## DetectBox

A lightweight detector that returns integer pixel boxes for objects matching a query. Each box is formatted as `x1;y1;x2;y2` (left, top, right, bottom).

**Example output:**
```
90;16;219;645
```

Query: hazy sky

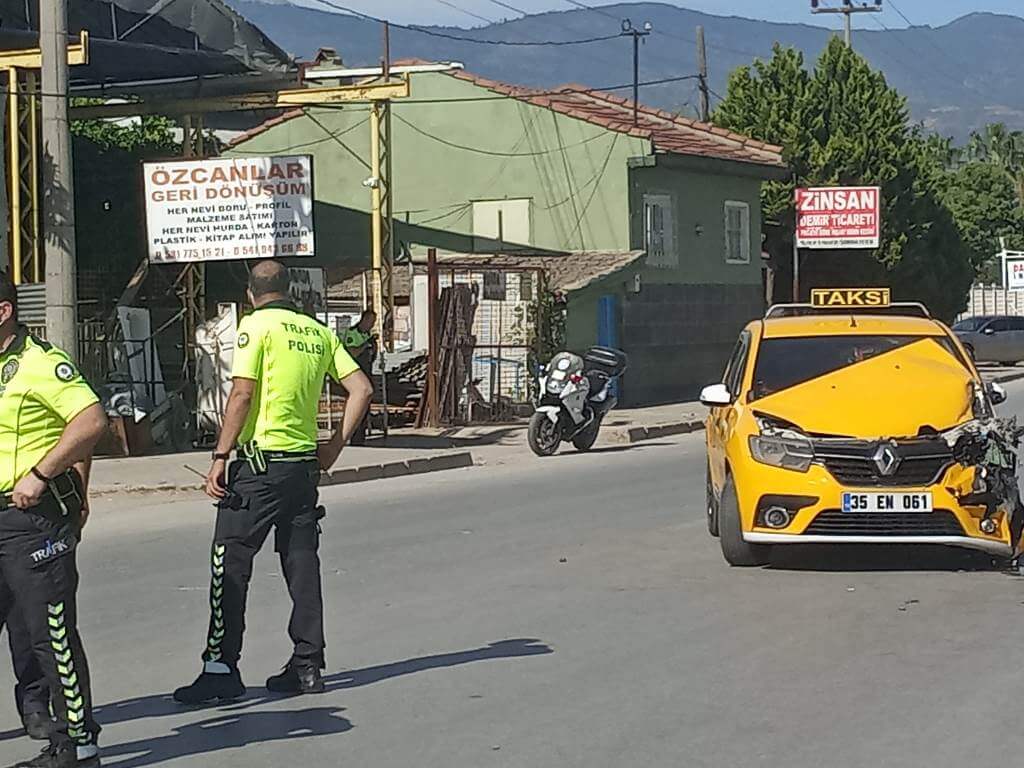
293;0;1024;28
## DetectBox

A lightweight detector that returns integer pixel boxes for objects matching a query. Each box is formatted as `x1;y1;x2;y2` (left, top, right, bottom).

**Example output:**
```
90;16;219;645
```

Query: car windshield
750;335;945;399
952;317;988;332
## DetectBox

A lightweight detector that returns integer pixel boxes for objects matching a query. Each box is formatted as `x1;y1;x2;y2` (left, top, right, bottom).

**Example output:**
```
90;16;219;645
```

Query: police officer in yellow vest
341;309;376;446
174;260;373;703
0;272;108;768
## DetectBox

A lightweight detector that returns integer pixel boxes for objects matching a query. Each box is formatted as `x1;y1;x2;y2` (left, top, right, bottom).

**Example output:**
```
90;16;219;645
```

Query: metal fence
958;284;1024;320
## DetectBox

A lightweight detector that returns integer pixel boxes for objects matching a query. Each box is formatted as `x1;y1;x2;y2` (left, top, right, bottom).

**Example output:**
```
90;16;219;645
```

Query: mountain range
225;1;1024;142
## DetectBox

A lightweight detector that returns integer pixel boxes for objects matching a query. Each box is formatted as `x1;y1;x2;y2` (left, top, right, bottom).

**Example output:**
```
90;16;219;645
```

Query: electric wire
308;0;623;46
393;112;609;157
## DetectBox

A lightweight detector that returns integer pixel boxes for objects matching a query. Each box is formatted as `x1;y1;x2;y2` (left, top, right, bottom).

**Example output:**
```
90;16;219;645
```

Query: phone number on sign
157;243;312;261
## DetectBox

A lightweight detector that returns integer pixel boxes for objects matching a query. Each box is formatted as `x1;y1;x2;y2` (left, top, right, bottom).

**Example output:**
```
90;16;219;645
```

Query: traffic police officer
174;260;372;703
0;272;108;768
2;601;52;740
341;310;376;446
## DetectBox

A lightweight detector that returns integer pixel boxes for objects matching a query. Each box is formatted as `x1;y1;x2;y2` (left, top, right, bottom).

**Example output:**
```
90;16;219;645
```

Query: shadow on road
90;638;552;737
766;544;1004;573
99;707;352;768
366;425;527;450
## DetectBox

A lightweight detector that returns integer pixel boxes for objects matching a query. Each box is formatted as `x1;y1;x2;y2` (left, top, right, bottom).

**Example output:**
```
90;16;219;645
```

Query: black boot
266;662;325;695
9;743;100;768
21;712;53;741
173;664;246;705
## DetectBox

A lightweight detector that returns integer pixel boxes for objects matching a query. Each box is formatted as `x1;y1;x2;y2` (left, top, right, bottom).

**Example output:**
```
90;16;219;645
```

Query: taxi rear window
750;335;948;400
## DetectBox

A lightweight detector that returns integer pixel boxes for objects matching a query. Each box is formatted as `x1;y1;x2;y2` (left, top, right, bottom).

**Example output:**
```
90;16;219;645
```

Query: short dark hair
248;260;291;299
0;271;17;319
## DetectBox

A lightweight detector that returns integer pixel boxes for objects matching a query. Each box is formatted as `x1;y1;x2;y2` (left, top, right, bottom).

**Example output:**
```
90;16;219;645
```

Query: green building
226;65;787;405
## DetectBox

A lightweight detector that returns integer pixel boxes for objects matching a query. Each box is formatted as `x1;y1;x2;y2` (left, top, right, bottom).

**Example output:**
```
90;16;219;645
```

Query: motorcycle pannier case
584;346;628;378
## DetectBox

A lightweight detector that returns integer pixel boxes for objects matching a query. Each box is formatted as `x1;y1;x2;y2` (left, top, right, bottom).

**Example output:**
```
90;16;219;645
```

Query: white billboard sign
1005;254;1024;290
144;155;315;264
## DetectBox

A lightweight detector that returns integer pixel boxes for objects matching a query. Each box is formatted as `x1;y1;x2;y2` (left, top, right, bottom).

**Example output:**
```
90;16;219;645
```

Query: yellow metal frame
4;32;89;284
68;76;410;119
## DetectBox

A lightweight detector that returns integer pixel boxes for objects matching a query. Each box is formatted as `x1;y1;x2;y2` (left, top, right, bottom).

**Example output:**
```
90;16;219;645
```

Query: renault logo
872;443;901;476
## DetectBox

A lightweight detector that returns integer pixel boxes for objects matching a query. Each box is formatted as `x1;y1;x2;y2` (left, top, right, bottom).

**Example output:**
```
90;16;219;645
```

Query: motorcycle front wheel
528;411;562;456
571;417;601;451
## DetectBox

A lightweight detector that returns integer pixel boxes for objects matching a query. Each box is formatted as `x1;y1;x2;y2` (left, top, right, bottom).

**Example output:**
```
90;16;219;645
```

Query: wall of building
225;71;650;265
620;158;768;405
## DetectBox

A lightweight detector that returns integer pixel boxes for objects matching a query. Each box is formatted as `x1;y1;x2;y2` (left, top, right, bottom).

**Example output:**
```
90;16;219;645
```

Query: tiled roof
328;251;645;300
229;63;785;169
443;68;784;168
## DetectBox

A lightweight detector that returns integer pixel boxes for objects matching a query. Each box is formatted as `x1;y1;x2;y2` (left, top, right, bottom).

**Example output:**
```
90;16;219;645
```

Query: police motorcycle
528;346;628;456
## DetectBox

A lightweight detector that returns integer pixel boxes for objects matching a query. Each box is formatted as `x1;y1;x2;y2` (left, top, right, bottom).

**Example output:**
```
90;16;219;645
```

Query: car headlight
748;434;814;472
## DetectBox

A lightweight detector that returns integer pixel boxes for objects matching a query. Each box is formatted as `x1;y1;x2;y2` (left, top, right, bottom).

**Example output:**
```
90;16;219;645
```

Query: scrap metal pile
942;392;1024;548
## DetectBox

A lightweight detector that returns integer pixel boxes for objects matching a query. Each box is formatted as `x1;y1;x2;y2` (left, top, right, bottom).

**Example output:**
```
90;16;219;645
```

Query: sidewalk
90;400;707;496
90;445;474;496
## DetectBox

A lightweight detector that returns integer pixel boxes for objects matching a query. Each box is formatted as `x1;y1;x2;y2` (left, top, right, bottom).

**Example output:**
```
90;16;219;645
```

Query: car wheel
706;462;720;538
1001;361;1019;367
718;474;770;567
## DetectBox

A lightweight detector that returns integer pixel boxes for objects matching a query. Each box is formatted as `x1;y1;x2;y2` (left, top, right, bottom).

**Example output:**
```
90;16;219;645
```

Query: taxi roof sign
765;288;930;320
810;288;890;308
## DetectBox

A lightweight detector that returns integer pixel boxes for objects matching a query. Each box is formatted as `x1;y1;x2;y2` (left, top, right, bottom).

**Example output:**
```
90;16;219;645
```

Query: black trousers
202;460;326;670
0;504;98;749
0;584;50;717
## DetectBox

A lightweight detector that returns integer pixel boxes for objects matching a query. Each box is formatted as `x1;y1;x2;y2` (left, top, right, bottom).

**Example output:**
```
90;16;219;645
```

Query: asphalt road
5;384;1024;767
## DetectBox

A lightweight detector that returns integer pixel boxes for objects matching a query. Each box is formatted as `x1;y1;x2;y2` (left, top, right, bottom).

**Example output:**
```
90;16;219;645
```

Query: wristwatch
212;451;231;461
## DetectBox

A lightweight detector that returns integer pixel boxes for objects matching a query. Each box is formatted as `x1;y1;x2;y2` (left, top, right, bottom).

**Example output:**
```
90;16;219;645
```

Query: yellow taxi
702;288;1012;566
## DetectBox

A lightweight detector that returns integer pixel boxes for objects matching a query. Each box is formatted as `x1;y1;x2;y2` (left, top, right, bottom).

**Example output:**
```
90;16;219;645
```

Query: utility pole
620;19;652;126
696;25;709;122
810;0;883;49
40;0;78;358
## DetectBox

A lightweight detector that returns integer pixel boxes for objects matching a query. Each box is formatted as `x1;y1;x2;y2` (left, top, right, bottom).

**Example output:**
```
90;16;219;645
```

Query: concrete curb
990;371;1024;385
611;418;705;444
92;452;476;496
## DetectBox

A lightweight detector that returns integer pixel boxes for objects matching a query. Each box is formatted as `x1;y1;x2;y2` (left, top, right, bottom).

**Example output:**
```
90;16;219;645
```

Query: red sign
795;186;881;249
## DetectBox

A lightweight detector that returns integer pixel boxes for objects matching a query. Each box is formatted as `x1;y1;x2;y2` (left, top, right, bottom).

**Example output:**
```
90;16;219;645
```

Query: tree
964;123;1024;212
939;162;1024;283
713;38;974;320
70;99;179;157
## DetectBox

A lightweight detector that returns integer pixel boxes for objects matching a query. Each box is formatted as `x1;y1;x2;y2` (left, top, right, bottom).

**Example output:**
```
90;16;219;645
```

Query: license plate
841;492;933;513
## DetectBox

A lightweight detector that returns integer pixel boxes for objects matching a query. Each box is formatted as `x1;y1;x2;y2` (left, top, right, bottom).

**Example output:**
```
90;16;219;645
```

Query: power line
429;0;496;26
563;0;765;59
484;0;529;16
394;112;609;156
398;74;702;105
308;0;622;46
886;0;915;28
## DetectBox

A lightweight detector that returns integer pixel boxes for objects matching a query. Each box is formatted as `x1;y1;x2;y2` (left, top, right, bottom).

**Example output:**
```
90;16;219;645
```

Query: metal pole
844;10;852;48
426;247;440;428
41;0;78;357
632;32;639;126
7;68;21;285
369;102;384;337
792;238;800;303
696;25;709;122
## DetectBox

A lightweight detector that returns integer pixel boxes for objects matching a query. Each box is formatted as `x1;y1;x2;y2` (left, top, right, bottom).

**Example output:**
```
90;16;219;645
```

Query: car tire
718;474;770;567
706;462;720;538
1001;361;1019;367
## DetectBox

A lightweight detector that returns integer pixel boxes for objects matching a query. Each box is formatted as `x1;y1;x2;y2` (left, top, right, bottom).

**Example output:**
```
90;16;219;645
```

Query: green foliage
713;38;974;320
70;98;179;157
938;163;1024;283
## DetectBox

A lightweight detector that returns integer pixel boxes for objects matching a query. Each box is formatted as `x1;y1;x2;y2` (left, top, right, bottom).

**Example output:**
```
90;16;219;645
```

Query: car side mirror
988;381;1008;406
700;383;733;407
983;327;996;335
